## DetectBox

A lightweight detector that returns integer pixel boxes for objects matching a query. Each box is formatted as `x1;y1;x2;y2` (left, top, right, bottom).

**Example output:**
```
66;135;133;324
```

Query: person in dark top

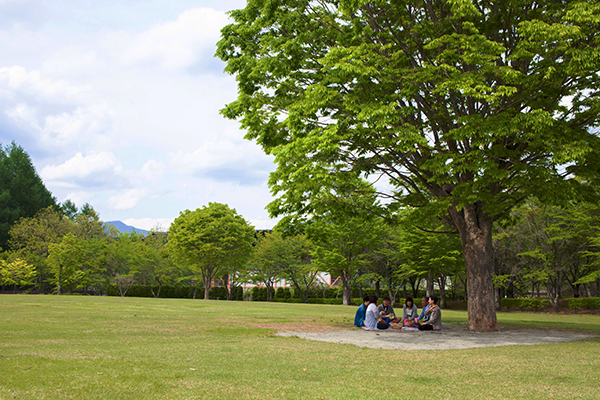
377;296;396;325
354;295;370;327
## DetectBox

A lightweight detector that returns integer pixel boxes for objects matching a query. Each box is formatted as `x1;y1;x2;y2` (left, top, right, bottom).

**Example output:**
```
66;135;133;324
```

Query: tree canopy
167;202;256;300
218;0;600;331
0;142;56;250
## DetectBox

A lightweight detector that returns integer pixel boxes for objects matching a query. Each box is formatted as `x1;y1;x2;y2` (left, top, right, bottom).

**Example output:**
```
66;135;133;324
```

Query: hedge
500;298;550;309
568;297;600;309
500;297;600;310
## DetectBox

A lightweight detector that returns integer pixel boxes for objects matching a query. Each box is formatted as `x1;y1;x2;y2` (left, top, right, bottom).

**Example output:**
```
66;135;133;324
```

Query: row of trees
1;141;599;323
493;200;600;311
2;196;600;312
1;196;463;304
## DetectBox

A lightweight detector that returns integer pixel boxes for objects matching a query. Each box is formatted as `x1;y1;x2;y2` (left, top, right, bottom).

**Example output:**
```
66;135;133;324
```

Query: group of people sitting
354;295;442;331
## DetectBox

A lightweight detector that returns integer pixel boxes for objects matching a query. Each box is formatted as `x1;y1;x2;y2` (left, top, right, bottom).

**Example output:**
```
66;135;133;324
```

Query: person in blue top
418;296;430;323
354;295;371;327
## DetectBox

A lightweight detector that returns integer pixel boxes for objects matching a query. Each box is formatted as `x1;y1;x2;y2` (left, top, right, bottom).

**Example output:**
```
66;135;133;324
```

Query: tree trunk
547;272;562;313
375;280;380;297
266;283;273;302
450;275;456;301
57;265;62;295
222;274;231;300
581;284;588;298
387;274;394;304
450;203;498;332
409;277;420;298
426;268;434;296
202;267;214;300
437;276;447;309
295;283;308;303
342;274;352;305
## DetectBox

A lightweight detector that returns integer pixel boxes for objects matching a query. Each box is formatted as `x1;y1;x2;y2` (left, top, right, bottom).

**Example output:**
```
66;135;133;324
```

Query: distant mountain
105;221;148;236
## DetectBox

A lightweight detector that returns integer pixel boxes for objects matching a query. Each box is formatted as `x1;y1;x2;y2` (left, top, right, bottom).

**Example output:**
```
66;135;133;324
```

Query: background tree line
1;142;599;313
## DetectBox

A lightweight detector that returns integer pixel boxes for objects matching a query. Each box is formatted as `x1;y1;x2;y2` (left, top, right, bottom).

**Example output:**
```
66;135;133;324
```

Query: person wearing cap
354;295;370;327
417;295;442;331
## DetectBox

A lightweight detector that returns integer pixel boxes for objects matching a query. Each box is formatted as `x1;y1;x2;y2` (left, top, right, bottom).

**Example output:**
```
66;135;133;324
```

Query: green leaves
0;142;57;250
219;0;600;226
167;203;256;299
0;258;36;289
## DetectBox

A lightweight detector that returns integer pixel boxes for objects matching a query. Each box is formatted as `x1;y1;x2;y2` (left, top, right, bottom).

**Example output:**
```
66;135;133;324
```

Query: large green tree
134;231;175;298
218;0;600;331
168;203;256;300
48;233;83;295
0;142;56;250
8;207;71;290
306;210;384;305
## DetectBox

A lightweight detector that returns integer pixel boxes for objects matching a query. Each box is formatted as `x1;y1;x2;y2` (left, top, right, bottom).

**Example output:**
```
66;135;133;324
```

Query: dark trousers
418;324;433;331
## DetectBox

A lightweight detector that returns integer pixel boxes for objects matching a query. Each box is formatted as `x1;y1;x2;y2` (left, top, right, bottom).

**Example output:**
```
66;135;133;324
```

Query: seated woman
363;295;380;330
417;295;442;331
402;297;419;327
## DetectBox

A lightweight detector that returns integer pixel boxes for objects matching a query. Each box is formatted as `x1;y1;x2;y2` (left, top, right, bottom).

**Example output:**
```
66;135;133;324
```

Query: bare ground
277;323;596;350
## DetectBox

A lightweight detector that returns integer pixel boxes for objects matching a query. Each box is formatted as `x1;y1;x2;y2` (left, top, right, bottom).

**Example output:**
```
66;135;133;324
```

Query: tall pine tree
0;142;57;249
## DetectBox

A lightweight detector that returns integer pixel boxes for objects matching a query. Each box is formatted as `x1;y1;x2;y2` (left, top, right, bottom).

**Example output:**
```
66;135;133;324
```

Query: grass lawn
1;295;599;400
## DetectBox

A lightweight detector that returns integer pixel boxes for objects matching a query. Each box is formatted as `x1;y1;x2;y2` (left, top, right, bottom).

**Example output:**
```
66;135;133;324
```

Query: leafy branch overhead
218;0;600;331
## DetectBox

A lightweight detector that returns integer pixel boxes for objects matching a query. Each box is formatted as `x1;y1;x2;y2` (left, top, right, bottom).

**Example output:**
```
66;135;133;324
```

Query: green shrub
500;298;550;309
209;286;227;300
274;287;291;299
568;297;600;309
250;287;273;301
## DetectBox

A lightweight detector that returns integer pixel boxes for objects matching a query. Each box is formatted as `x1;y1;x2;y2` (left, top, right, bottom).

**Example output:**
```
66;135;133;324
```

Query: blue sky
0;0;279;230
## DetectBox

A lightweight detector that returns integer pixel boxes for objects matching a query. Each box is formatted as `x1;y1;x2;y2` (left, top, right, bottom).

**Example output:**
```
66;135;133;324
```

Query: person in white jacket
364;295;380;330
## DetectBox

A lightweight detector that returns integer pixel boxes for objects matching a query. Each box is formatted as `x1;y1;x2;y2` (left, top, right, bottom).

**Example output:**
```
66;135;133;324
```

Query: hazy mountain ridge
105;221;148;235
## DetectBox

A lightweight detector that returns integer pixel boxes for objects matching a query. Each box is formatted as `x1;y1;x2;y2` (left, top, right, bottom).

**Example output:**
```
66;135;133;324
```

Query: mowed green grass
1;295;599;400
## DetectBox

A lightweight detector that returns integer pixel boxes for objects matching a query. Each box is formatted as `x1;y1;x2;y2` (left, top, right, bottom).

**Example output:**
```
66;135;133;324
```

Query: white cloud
122;217;174;231
41;151;121;181
6;103;38;126
0;65;115;148
0;1;276;231
41;49;99;75
41;104;113;146
63;192;93;207
169;139;270;174
115;8;229;70
248;218;277;230
139;159;166;182
0;65;89;101
108;188;148;210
